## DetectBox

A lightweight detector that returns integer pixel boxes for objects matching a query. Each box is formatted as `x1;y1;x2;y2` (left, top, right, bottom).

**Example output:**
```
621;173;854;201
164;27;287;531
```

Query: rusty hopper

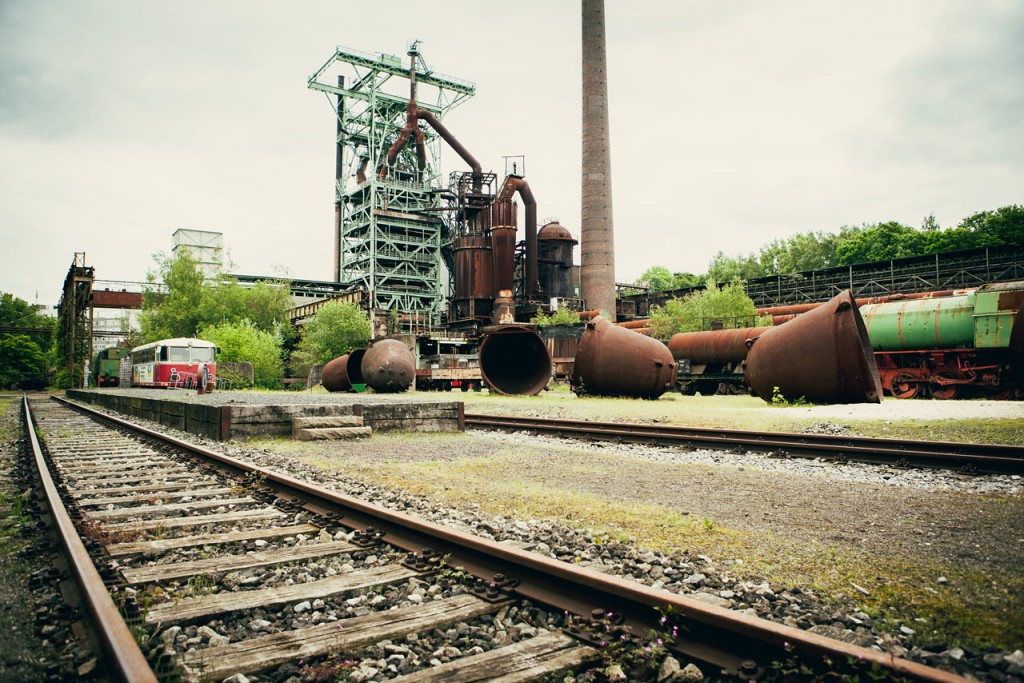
479;325;551;396
744;290;882;404
361;339;415;393
571;315;677;398
321;349;367;393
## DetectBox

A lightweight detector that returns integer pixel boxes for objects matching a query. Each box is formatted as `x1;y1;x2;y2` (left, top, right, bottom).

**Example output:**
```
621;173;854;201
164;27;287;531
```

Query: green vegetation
531;307;582;327
200;319;286;389
135;249;293;387
647;279;772;340
704;205;1023;282
635;266;706;292
0;293;55;389
288;300;372;378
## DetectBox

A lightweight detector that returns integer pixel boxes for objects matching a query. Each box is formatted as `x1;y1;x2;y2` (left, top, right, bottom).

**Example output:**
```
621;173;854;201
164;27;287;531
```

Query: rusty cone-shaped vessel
744;290;882;404
361;339;415;393
479;325;551;396
571;315;677;398
321;348;366;393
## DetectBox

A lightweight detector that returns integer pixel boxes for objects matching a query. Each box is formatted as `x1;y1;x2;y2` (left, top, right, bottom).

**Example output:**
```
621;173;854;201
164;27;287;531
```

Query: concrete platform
66;389;465;441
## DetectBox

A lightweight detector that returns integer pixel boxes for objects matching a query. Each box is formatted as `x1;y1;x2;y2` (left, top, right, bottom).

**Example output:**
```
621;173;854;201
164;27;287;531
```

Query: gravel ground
0;397;110;681
9;392;1024;681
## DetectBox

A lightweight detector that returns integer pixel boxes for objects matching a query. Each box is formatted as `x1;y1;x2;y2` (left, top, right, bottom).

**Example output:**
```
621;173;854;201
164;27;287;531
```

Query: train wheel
890;373;919;399
985;387;1014;400
929;372;959;400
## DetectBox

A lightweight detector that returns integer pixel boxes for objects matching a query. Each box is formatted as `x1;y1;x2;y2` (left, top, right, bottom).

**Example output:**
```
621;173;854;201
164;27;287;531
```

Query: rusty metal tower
57;252;94;388
308;44;475;323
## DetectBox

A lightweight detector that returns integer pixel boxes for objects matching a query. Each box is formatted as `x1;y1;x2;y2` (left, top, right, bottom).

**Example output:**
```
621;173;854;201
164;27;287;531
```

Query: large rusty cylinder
321;348;366;393
479;326;551;396
668;327;770;364
744;291;883;404
360;339;415;393
571;316;677;399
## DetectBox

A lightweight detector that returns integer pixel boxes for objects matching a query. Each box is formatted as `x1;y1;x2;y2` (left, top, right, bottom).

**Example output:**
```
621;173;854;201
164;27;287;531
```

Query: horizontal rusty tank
668;327;770;364
360;339;415;393
571;315;677;399
321;348;366;393
479;325;551;396
744;290;882;404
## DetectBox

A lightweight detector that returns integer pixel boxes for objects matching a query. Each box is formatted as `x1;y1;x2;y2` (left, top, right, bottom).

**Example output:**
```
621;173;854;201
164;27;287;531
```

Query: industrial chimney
581;0;616;320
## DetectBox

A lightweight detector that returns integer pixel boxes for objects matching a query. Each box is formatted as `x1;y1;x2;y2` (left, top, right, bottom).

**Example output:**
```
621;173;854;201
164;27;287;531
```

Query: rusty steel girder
571;315;677;399
744;291;882;404
479;325;551;396
361;339;415;393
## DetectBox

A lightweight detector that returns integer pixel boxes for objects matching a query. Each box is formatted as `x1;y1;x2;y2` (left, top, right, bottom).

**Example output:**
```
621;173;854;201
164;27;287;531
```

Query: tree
706;251;763;282
139;250;205;340
0;292;55;388
290;301;371;377
0;335;48;389
648;280;770;340
834;221;922;265
958;205;1024;245
139;250;292;344
637;266;674;291
200;320;285;389
1;292;55;351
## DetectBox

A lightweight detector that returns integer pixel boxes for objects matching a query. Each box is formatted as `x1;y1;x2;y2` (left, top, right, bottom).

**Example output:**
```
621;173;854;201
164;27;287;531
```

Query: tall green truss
308;44;475;322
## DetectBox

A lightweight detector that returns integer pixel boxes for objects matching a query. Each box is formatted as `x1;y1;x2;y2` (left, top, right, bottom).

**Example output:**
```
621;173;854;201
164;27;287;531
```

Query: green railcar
93;347;130;387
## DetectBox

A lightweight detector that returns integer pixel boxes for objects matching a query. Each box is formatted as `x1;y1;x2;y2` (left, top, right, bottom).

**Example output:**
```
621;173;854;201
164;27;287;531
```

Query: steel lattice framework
308;45;475;321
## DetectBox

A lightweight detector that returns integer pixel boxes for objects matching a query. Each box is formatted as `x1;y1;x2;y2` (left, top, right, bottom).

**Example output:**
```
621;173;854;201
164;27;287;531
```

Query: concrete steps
292;415;372;441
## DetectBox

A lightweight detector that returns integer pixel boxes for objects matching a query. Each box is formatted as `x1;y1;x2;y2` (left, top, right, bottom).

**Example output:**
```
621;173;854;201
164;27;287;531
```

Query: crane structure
308;44;475;323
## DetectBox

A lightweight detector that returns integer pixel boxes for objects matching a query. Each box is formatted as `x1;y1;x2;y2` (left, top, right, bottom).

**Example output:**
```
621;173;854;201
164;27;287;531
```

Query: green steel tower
308;44;475;323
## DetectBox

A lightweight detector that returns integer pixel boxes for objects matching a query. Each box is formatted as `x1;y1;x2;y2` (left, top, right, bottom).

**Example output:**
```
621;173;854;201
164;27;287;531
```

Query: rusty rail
50;395;969;681
22;397;158;682
464;413;1024;474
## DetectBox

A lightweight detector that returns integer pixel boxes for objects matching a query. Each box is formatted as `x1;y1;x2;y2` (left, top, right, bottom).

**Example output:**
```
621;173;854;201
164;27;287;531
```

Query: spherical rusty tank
537;220;577;299
479;325;551;396
668;327;769;364
571;315;677;399
321;348;366;393
744;290;882;404
360;339;415;393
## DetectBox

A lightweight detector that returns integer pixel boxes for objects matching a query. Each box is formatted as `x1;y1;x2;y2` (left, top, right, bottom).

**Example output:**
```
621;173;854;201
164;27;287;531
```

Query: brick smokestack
581;0;616;320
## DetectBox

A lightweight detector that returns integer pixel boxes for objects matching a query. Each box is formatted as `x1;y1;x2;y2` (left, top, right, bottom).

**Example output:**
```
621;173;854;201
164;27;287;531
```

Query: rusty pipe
416;109;483;191
668;327;770;365
756;289;967;317
498;176;539;298
479;325;551;396
322;349;367;393
355;157;368;184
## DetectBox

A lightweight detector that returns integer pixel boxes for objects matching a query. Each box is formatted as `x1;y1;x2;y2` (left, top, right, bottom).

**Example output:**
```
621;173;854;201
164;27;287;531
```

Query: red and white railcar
130;338;217;389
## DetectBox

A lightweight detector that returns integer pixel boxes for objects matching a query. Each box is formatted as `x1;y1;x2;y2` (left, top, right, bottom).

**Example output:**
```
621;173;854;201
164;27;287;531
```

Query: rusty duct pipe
668;327;770;365
416;110;482;190
322;349;367;393
479;326;551;396
571;316;677;399
498;176;539;298
744;291;882;404
361;339;415;393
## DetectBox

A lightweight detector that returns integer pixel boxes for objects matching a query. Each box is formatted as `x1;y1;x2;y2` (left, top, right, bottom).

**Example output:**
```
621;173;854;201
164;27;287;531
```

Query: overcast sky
1;0;1021;310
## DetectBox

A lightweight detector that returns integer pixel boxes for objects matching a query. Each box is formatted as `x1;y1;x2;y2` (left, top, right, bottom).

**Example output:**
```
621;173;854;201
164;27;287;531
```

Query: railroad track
22;395;967;682
464;413;1024;475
